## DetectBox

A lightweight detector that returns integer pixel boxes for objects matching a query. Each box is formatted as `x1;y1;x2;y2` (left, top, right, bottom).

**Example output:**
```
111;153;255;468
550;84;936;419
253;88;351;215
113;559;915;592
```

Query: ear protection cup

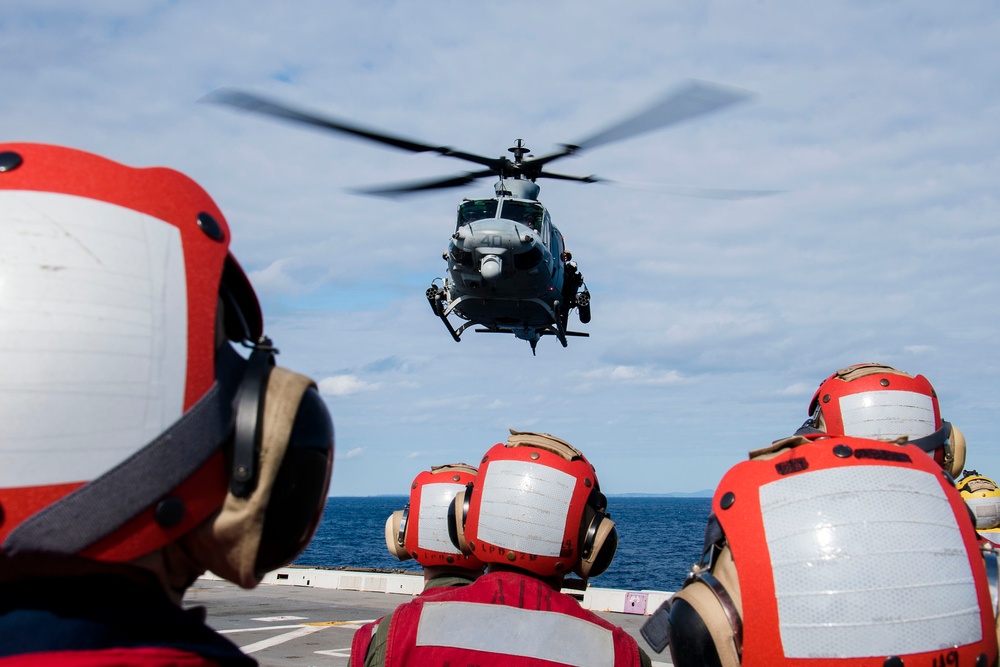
666;584;740;667
385;509;411;561
448;486;472;554
656;545;743;667
254;384;334;575
576;503;618;579
911;421;967;478
947;424;967;478
231;337;277;498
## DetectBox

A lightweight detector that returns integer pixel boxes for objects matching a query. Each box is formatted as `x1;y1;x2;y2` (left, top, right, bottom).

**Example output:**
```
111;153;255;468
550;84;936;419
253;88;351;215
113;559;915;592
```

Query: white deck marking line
252;615;308;622
305;621;369;628
239;625;327;653
315;649;353;657
219;618;377;635
219;624;304;634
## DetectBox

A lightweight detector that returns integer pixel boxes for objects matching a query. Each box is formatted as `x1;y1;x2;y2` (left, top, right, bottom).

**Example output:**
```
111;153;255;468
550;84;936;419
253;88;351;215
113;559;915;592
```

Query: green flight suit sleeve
363;612;392;667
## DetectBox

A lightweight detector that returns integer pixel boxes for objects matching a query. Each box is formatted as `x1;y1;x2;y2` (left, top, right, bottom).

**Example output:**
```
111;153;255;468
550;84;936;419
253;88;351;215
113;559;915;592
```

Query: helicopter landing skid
475;327;588;356
436;312;477;342
538;328;589;354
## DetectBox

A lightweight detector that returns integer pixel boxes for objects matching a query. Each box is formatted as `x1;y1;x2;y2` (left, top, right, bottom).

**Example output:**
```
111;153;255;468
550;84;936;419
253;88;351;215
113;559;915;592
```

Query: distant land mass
610;490;714;498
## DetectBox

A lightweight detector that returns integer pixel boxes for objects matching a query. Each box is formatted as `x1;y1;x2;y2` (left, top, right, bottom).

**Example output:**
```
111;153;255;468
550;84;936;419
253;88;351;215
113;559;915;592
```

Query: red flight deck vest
351;618;379;667
714;436;997;667
351;575;479;667
0;647;223;667
382;570;643;667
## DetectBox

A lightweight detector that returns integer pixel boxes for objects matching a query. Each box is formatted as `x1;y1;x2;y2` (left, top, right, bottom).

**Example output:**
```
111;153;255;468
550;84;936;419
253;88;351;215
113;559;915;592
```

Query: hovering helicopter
206;80;758;353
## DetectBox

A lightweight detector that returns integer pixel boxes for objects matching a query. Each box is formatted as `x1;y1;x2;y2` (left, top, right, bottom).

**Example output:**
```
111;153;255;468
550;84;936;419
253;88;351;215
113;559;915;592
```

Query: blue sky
4;1;999;496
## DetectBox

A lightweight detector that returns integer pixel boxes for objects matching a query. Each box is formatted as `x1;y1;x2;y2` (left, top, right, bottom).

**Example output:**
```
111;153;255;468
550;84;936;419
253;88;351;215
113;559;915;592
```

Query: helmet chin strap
793;422;825;437
1;344;245;558
907;421;953;454
792;420;956;471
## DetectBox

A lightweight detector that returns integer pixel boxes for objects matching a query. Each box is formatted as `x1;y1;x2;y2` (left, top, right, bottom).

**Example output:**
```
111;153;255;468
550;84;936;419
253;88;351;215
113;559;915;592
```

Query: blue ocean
296;496;712;592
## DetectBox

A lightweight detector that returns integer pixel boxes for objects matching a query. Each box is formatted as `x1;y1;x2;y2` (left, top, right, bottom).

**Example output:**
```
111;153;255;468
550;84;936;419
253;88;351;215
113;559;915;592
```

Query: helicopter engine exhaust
479;255;502;281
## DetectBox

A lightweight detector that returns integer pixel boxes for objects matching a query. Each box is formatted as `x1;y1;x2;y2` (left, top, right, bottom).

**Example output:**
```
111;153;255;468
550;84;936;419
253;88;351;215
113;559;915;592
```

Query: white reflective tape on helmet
477;459;574;557
416;601;614;667
839;390;936;440
760;465;981;658
416;482;464;554
0;192;187;488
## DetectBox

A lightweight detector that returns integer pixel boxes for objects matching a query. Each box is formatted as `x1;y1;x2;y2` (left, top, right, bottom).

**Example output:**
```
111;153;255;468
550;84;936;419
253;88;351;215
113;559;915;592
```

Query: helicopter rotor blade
571;79;754;152
205;83;768;198
203;88;500;169
535;170;602;184
349;169;497;197
598;179;783;200
534;171;782;200
525;79;754;169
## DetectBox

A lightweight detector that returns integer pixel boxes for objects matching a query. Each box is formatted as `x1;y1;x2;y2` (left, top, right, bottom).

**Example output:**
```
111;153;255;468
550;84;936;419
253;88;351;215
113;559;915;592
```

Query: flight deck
185;567;674;666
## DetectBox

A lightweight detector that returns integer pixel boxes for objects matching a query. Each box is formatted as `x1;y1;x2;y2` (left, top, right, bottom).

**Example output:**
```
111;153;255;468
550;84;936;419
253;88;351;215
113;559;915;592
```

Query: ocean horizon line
326;491;714;499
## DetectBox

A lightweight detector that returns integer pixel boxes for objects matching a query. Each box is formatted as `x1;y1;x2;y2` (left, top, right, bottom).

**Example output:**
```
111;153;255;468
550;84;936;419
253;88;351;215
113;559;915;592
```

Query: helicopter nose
480;255;502;281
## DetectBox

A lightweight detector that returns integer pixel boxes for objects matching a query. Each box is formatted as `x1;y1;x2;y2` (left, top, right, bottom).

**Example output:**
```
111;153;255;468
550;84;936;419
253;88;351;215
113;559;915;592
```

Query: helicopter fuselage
426;181;590;352
447;210;562;326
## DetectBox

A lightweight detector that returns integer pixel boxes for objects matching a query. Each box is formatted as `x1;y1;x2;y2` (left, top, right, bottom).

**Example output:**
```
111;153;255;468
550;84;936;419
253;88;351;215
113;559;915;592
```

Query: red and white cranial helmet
452;430;617;580
800;363;965;476
0;143;332;573
385;464;484;571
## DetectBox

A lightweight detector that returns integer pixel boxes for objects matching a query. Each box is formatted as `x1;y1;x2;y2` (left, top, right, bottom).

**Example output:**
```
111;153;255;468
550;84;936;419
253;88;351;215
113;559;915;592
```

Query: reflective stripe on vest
415;600;614;667
384;571;640;667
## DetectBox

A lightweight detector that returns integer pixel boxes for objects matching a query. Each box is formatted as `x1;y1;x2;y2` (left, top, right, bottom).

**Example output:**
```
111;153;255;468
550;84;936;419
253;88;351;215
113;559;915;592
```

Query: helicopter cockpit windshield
457;199;498;227
500;200;544;233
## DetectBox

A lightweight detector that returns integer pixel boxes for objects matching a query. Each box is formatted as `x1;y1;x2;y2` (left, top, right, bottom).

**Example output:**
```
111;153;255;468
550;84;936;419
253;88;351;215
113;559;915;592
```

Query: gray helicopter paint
437;191;578;348
449;213;561;290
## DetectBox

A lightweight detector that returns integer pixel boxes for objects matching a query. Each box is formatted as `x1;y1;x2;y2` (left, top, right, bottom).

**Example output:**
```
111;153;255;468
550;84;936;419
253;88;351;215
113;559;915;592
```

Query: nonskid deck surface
185;569;673;667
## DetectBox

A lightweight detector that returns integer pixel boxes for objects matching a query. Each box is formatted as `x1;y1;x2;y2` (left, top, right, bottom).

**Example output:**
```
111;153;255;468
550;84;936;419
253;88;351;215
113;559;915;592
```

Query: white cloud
336;447;364;460
582;365;684;385
247;258;304;296
318;375;379;397
777;382;814;397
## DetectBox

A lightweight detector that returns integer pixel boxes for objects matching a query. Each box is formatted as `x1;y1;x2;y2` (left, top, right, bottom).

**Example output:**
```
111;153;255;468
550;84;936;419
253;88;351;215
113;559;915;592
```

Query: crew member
357;429;651;667
641;365;996;666
351;463;485;666
793;362;966;475
957;471;1000;550
0;143;334;665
